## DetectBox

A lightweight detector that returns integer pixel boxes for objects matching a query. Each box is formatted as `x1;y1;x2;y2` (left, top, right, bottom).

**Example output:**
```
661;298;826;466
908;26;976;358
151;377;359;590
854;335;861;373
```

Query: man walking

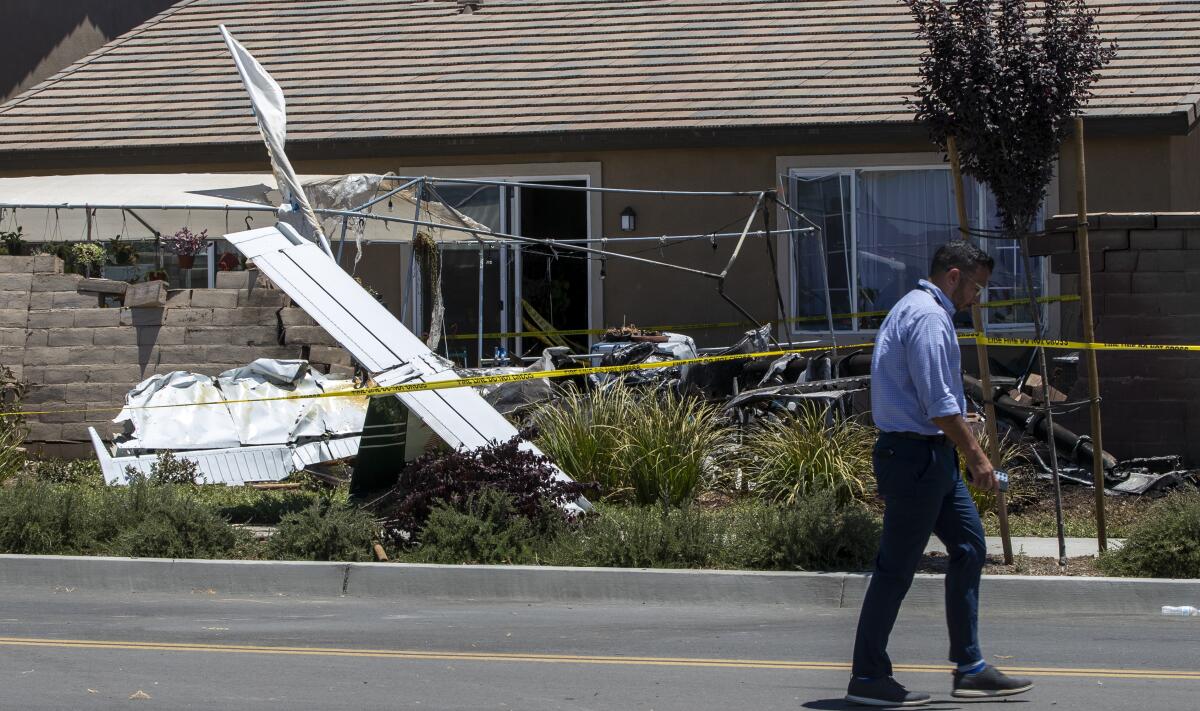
845;242;1034;707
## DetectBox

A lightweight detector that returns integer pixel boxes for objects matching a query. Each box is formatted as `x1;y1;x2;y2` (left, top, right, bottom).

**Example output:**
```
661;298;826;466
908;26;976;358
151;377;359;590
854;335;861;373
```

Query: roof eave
0;113;1190;171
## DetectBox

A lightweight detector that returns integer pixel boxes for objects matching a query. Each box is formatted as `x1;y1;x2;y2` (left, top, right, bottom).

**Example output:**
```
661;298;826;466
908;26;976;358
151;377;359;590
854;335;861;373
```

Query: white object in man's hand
966;456;998;493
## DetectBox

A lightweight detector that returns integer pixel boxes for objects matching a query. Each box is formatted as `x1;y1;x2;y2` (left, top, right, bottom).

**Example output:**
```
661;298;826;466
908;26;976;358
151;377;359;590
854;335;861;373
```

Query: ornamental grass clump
534;384;731;508
532;383;634;496
739;407;874;506
621;390;731;508
958;430;1033;514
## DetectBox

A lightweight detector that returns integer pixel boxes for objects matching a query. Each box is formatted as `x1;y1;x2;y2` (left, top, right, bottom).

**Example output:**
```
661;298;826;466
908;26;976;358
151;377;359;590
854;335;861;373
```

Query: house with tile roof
2;0;1199;356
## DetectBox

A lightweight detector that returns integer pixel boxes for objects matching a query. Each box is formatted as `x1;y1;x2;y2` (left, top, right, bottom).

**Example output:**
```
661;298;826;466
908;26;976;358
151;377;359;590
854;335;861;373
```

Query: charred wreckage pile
95;316;1198;501
476;324;1197;499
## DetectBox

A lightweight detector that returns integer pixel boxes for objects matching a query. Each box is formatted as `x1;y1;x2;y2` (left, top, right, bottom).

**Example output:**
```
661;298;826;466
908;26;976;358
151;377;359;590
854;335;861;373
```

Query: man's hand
932;413;998;493
963;450;998;493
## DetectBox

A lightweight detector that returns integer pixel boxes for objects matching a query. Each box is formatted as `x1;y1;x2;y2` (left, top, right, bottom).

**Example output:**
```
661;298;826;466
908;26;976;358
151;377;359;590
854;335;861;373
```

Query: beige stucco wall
2;128;1196;347
1057;133;1175;213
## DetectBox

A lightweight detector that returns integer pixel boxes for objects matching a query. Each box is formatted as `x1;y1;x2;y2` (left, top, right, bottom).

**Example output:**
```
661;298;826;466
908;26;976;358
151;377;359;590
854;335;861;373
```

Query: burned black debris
963;373;1197;497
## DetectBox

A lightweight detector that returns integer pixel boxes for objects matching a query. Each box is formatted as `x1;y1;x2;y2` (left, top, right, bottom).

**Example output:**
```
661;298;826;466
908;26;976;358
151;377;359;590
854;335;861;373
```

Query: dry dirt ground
918;552;1104;577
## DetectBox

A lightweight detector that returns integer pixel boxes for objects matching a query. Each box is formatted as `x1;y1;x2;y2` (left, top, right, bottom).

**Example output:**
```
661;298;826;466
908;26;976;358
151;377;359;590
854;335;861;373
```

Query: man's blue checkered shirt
870;279;967;436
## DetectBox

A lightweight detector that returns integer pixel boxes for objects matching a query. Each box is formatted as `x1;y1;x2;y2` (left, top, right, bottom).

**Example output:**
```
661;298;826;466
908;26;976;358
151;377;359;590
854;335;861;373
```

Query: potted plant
165;227;207;269
107;235;139;266
70;242;107;278
216;251;240;271
0;226;24;256
102;235;143;281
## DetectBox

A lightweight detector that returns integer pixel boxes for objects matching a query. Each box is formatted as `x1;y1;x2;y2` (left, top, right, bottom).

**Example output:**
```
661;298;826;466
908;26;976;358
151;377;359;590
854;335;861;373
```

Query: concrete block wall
1037;213;1200;465
0;256;352;458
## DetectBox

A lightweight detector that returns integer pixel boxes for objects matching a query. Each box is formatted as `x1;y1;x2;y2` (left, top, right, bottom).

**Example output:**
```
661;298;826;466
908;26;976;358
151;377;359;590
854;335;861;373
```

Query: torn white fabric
112;358;368;454
114;371;240;451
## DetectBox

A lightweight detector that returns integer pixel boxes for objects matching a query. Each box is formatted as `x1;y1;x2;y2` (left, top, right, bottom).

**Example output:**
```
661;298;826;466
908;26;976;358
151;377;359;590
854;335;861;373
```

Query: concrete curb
2;554;1197;613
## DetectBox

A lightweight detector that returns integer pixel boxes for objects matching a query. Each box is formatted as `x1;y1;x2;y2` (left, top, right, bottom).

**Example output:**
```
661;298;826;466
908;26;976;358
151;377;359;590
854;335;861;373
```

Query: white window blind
787;167;1045;331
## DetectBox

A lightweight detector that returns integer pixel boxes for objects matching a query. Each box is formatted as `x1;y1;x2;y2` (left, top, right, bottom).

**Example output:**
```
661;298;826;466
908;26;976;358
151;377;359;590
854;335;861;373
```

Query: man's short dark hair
930;241;995;276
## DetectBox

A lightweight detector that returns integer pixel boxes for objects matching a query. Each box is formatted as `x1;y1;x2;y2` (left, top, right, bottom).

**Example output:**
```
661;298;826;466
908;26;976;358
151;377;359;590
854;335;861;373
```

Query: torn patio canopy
0;173;492;244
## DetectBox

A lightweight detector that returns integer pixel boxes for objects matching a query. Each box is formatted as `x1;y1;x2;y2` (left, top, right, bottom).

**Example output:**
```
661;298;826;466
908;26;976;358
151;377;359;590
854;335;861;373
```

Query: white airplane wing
225;226;585;503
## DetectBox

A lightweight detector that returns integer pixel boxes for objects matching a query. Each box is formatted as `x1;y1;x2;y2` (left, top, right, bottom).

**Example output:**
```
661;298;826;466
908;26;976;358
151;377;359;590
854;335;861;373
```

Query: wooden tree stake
948;136;1014;565
1073;116;1108;551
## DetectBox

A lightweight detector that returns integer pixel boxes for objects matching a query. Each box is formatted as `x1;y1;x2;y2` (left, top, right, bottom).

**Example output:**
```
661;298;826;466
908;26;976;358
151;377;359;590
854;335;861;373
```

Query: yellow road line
0;637;1196;681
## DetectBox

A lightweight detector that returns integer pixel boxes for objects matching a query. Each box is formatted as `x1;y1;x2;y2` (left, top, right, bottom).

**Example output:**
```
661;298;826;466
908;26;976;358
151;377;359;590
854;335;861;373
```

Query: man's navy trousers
851;430;988;679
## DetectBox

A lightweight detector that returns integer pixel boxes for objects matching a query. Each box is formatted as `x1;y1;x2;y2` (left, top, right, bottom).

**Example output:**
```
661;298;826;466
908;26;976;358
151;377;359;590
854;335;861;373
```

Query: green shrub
717;493;881;571
0;480;110;554
544;503;719;569
0;479;245;558
110;480;247;559
266;499;378;561
125;451;201;486
375;436;592;545
23;458;104;487
0;364;27;482
534;384;731;507
194;485;326;525
739;408;874;506
543;493;880;572
414;489;549;565
1098;493;1200;579
1;226;25;256
69;242;106;277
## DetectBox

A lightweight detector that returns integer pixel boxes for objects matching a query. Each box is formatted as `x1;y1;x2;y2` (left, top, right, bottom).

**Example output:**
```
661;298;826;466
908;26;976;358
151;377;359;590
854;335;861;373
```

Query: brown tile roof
1;0;1198;154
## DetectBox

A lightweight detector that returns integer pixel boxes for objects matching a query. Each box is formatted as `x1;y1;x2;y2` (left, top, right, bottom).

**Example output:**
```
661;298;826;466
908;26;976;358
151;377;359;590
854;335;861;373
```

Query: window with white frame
785;166;1045;331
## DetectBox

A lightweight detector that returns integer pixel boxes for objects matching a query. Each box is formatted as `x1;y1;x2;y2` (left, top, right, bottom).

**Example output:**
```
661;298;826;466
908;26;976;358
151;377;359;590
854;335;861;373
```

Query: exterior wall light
619;206;637;232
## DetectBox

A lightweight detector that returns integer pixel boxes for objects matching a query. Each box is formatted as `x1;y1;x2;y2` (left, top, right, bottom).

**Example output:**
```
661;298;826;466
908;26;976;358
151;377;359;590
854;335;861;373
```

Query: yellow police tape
0;342;875;418
444;294;1082;341
973;335;1200;352
4;325;1197;419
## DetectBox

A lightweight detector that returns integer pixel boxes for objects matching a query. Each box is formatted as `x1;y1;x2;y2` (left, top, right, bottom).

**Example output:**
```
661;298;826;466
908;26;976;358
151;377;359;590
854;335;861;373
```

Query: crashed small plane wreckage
90;26;588;511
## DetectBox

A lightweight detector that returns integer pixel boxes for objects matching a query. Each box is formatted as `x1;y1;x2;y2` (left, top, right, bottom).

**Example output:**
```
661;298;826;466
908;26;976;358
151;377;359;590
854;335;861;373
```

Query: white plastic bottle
1161;605;1199;616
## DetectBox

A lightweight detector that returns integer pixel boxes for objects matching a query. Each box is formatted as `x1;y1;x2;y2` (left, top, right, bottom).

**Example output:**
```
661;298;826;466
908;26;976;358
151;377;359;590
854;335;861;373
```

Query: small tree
905;0;1114;238
905;0;1115;564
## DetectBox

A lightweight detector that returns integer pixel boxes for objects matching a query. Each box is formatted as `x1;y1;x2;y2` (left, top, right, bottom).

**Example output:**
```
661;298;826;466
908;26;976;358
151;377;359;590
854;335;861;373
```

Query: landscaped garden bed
1;379;1195;579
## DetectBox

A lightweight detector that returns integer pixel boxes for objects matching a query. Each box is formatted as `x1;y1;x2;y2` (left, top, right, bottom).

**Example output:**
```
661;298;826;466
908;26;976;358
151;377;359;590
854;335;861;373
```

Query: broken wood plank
123;280;167;308
77;278;128;296
1022;373;1067;403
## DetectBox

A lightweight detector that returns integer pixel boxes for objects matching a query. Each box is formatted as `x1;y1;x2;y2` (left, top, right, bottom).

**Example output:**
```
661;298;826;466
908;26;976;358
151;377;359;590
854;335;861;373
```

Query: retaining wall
0;255;352;457
1037;213;1200;465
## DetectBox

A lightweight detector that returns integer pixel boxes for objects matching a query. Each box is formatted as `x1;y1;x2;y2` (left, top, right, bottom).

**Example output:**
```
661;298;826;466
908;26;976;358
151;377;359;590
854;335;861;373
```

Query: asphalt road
0;585;1196;710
